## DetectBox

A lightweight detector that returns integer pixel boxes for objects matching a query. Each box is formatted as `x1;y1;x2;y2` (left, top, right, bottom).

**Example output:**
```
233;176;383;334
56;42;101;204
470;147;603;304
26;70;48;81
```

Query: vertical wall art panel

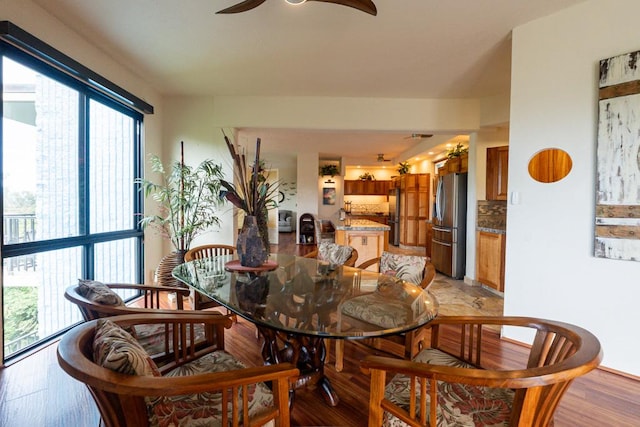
596;50;640;261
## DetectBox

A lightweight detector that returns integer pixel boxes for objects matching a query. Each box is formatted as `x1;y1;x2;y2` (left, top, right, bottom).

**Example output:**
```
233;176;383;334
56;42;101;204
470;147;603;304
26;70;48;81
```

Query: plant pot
237;215;268;267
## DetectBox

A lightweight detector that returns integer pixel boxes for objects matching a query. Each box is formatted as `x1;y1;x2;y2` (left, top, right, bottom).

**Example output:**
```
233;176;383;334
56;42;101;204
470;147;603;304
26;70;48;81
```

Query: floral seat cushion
318;241;353;266
383;348;514;427
147;351;275;427
340;293;411;329
380;252;426;286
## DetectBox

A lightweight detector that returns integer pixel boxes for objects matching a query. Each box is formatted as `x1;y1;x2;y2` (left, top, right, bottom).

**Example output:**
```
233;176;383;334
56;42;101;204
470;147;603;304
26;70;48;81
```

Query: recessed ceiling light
428;151;434;155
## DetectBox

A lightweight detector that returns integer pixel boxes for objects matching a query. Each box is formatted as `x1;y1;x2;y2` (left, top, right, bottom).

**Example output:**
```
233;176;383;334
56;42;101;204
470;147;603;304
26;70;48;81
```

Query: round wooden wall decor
528;148;573;183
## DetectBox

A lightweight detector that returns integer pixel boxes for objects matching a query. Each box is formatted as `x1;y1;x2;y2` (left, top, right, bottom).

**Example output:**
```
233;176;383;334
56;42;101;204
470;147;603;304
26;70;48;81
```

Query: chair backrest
304;243;358;267
184;244;235;261
65;283;190;321
357;253;436;289
362;316;603;427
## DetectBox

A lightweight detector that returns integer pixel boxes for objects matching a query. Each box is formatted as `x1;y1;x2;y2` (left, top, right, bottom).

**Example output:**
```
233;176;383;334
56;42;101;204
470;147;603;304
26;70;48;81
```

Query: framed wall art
595;50;640;261
322;187;336;205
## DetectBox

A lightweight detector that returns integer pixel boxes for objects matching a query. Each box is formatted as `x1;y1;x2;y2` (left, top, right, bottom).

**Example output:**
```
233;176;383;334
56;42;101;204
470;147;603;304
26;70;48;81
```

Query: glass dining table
173;252;439;406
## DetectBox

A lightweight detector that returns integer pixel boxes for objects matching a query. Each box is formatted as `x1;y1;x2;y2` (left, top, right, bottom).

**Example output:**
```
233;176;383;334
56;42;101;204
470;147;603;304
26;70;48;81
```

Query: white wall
162;97;236;252
508;0;640;375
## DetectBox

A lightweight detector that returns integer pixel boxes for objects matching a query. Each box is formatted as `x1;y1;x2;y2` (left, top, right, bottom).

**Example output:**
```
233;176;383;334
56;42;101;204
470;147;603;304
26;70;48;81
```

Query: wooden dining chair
184;244;235;312
334;252;436;371
57;313;299;427
361;316;603;427
303;241;358;267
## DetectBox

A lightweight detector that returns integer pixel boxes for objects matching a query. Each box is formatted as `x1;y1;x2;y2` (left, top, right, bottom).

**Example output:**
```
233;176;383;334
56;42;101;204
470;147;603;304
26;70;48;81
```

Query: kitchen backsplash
477;200;507;230
349;202;389;215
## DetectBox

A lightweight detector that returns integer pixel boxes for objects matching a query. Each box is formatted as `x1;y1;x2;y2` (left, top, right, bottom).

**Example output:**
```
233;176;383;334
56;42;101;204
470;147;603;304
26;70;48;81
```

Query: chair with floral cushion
303;241;358;267
334;252;436;371
65;280;209;357
360;316;602;427
57;313;299;427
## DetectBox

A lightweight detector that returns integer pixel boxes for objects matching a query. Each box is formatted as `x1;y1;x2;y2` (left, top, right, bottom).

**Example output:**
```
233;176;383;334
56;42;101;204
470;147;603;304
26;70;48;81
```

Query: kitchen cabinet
441;152;468;175
399;174;430;247
335;226;389;270
476;230;505;292
344;180;364;195
486;146;509;201
344;180;390;195
425;221;433;258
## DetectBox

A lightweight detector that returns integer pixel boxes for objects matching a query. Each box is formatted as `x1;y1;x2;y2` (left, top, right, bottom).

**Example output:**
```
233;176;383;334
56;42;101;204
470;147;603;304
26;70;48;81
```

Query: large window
1;28;149;362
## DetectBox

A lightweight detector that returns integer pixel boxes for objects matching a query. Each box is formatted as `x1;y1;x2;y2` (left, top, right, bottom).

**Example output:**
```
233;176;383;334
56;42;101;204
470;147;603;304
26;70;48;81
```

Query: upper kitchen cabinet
344;180;390;195
486;146;509;201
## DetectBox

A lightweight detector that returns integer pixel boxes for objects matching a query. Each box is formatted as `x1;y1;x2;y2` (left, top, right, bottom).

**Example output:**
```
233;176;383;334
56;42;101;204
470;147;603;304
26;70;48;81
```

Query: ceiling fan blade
308;0;377;16
404;133;433;139
216;0;268;14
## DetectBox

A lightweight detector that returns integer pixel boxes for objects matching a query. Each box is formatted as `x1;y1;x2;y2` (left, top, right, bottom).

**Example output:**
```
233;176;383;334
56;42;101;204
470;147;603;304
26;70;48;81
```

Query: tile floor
389;244;504;317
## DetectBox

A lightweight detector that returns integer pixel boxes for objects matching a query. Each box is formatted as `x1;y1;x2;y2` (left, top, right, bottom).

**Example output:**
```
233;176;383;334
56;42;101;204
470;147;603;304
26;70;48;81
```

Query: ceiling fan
405;133;433;139
377;153;391;162
216;0;378;16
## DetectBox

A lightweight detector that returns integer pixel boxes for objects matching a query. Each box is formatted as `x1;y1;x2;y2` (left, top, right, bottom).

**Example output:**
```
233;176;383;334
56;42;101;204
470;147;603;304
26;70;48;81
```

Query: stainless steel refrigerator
388;187;400;246
432;173;467;279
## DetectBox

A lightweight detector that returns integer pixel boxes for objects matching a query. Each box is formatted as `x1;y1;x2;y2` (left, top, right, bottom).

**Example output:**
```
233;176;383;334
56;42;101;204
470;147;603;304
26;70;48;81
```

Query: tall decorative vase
155;249;187;288
237;215;268;267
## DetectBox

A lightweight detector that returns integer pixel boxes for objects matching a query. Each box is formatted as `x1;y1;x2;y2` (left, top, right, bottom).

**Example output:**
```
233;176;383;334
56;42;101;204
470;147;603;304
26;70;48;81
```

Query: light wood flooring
1;233;639;426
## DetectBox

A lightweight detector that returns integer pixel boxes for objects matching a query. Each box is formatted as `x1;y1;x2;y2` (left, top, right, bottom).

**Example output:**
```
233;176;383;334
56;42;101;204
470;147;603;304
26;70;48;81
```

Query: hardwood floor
1;232;639;426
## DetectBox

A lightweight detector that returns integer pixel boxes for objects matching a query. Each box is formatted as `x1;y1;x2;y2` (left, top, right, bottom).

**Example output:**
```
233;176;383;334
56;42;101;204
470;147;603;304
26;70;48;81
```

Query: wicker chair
334;253;436;371
360;316;602;427
57;313;299;427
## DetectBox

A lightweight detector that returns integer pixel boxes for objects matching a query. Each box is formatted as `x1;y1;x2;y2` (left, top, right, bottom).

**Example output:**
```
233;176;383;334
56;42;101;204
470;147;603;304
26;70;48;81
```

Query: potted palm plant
136;141;225;285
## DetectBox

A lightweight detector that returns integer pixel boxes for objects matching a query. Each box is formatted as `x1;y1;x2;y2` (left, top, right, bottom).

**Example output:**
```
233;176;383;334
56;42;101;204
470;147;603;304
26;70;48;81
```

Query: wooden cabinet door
476;231;505;291
374;180;390;195
345;231;386;268
344;180;364;195
400;173;430;247
486;146;509;201
425;222;433;258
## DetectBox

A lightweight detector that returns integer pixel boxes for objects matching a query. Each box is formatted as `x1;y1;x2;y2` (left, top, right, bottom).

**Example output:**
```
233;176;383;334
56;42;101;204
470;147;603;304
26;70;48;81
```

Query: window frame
0;22;152;362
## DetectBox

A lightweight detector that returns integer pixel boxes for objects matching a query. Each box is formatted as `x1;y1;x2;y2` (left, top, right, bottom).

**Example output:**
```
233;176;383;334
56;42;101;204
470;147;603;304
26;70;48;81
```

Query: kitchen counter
334;219;390;231
476;227;506;235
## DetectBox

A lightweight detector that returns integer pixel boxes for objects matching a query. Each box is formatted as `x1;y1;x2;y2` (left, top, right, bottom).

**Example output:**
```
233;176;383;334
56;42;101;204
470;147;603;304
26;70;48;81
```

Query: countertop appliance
388;187;400;246
432;173;467;279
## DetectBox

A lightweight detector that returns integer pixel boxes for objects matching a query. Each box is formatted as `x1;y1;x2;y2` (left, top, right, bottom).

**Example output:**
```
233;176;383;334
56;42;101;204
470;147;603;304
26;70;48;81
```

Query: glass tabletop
172;253;439;339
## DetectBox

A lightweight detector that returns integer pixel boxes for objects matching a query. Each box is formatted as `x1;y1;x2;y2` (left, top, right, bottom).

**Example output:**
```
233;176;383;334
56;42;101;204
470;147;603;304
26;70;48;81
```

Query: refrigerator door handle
435;177;444;222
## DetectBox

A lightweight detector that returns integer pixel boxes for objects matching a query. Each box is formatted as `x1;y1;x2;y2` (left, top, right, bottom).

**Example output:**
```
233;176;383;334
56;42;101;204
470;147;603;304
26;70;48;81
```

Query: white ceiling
31;0;586;164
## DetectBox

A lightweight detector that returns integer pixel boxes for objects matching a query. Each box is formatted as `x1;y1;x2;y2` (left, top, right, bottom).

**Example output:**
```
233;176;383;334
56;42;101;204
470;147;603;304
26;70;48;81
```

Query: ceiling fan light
285;0;307;5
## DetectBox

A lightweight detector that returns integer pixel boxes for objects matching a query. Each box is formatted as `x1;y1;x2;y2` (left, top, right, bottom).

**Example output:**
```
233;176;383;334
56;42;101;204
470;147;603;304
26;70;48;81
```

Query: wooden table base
257;326;339;406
